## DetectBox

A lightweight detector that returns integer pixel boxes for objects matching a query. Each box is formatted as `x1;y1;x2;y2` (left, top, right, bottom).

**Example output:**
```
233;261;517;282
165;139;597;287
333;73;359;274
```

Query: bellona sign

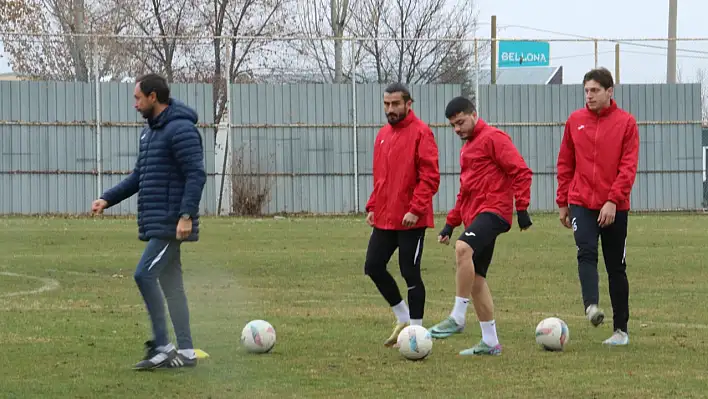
498;41;550;68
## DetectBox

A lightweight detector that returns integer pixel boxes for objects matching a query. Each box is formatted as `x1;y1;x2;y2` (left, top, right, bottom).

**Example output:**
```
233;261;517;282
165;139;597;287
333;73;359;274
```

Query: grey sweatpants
134;238;193;349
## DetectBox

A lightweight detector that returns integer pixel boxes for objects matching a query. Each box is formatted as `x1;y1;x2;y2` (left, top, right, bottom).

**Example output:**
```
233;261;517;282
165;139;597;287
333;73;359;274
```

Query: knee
400;266;422;286
364;261;384;278
134;268;153;285
576;244;598;260
455;240;473;261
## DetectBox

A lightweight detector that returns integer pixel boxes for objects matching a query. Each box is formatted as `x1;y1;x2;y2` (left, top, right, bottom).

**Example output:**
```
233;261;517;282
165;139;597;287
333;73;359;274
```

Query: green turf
1;214;708;398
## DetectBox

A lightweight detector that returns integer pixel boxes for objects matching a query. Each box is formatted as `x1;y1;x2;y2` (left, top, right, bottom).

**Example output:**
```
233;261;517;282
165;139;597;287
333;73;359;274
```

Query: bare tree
112;0;197;82
297;0;351;83
0;0;130;81
188;0;292;124
349;0;483;85
696;68;708;124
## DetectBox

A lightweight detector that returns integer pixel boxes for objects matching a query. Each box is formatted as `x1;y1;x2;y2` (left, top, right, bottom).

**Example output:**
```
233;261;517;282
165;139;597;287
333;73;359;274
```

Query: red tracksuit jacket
366;110;440;230
556;100;640;211
445;119;533;228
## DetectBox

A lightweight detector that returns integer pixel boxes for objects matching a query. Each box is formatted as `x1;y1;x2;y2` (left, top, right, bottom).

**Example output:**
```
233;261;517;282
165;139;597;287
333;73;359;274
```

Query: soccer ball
397;325;433;360
241;319;276;353
535;317;569;351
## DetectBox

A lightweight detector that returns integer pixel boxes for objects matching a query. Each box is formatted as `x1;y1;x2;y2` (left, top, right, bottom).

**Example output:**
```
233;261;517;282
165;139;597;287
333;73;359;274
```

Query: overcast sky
1;0;705;84
474;0;707;84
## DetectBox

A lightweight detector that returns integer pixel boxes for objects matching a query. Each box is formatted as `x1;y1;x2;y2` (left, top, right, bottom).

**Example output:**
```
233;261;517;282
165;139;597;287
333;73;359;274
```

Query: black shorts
457;212;511;278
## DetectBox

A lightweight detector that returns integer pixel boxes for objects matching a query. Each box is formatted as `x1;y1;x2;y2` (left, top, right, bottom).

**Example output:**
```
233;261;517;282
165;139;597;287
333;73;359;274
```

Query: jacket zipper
591;115;598;206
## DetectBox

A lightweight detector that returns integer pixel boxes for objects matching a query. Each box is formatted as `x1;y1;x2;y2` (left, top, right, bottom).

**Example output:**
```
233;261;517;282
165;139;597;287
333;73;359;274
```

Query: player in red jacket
364;83;440;347
429;96;533;356
556;67;639;346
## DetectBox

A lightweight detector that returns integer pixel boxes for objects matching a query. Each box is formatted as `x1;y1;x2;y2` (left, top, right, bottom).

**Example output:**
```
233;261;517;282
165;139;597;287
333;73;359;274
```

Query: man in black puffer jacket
92;73;207;370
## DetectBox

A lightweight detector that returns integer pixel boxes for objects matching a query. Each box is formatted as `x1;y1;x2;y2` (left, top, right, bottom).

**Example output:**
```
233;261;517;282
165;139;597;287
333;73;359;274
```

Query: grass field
2;213;708;398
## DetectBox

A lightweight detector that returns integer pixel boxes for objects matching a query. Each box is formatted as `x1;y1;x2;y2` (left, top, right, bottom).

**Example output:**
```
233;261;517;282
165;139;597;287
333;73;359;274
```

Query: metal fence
0;81;217;215
0;80;702;215
227;83;704;215
0;28;705;215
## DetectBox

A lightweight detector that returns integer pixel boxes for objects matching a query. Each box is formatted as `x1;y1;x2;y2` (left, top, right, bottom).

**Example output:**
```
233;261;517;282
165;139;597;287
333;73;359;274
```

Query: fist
91;199;108;215
366;212;374;227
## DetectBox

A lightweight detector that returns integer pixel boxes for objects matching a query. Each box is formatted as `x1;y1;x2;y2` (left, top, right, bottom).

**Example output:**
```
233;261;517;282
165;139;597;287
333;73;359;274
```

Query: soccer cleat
459;340;502;356
602;329;629;346
133;343;195;370
429;317;464;339
164;352;197;368
384;321;409;347
134;345;178;370
585;304;605;327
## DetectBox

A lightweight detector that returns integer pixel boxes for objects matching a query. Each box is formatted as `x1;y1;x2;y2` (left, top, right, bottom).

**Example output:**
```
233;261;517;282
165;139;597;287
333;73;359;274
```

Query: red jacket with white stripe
366;110;440;230
556;100;640;211
445;119;533;228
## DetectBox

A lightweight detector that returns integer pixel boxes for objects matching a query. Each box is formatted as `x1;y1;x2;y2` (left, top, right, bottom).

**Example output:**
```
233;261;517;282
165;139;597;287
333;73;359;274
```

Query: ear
607;87;614;97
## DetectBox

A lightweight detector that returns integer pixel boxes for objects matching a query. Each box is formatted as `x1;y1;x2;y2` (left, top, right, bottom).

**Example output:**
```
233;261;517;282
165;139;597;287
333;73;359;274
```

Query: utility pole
667;0;678;83
491;15;497;84
615;43;620;84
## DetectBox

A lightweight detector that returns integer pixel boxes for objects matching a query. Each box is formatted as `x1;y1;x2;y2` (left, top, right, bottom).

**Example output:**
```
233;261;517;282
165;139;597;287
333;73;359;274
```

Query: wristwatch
180;213;191;220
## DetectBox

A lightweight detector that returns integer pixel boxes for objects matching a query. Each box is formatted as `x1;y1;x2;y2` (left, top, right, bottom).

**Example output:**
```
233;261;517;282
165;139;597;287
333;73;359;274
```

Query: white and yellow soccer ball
241;319;276;353
535;317;569;351
397;325;433;360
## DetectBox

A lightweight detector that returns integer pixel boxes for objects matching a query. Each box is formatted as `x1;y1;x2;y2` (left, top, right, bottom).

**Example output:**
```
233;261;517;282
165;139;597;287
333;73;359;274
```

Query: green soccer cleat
429;317;464;339
458;340;502;356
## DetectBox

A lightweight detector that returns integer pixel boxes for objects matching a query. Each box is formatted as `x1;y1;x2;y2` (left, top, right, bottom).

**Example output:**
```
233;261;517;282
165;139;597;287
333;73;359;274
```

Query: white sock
410;319;422;326
392;300;410;323
156;343;175;353
450;296;469;326
178;349;196;359
480;320;499;347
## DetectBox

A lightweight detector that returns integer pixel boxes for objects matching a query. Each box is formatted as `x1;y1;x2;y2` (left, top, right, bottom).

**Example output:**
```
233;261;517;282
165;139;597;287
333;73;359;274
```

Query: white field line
0;272;60;298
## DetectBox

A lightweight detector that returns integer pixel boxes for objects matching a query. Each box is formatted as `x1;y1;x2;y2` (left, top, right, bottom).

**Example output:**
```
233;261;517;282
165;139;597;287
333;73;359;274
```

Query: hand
366;212;374;226
517;210;532;231
91;199;108;215
176;218;193;240
402;212;419;227
598;201;616;228
559;206;571;229
437;224;454;245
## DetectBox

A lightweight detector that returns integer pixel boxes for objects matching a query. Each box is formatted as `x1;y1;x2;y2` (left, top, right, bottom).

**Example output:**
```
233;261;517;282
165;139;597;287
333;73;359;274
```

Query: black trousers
570;205;630;333
364;227;426;320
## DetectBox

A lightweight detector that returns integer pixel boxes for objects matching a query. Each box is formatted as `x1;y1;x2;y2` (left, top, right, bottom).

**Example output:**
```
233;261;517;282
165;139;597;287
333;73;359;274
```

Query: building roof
474;66;563;85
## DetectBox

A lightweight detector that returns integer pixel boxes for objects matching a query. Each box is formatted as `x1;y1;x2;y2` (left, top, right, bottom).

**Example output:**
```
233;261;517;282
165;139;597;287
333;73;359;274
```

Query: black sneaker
141;340;159;360
163;352;197;369
133;344;177;371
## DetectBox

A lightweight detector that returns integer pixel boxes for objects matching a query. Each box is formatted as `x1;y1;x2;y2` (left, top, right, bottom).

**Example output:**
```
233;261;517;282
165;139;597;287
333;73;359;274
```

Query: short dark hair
445;96;476;119
384;82;413;103
583;67;614;89
136;73;170;103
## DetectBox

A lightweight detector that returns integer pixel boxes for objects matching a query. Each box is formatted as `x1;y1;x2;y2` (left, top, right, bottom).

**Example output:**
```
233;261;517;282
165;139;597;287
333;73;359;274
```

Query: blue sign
498;41;550;68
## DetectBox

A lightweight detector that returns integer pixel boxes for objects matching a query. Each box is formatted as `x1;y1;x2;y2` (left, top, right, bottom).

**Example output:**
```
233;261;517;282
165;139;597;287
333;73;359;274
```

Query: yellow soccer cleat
194;349;210;359
384;322;409;347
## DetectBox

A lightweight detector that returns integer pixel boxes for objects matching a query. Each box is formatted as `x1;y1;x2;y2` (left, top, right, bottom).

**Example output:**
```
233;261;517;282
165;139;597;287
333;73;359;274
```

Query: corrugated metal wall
0;82;702;215
0;81;216;215
230;83;703;214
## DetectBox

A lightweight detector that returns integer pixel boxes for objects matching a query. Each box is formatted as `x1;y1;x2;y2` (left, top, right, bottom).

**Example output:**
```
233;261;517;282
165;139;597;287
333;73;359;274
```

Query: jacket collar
147;99;173;129
390;109;417;129
585;98;617;117
468;117;488;140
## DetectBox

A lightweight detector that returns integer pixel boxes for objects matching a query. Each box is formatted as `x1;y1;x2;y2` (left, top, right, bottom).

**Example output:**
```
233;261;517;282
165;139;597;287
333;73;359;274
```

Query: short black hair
583;67;614;89
384;82;413;103
136;73;170;103
445;96;476;119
